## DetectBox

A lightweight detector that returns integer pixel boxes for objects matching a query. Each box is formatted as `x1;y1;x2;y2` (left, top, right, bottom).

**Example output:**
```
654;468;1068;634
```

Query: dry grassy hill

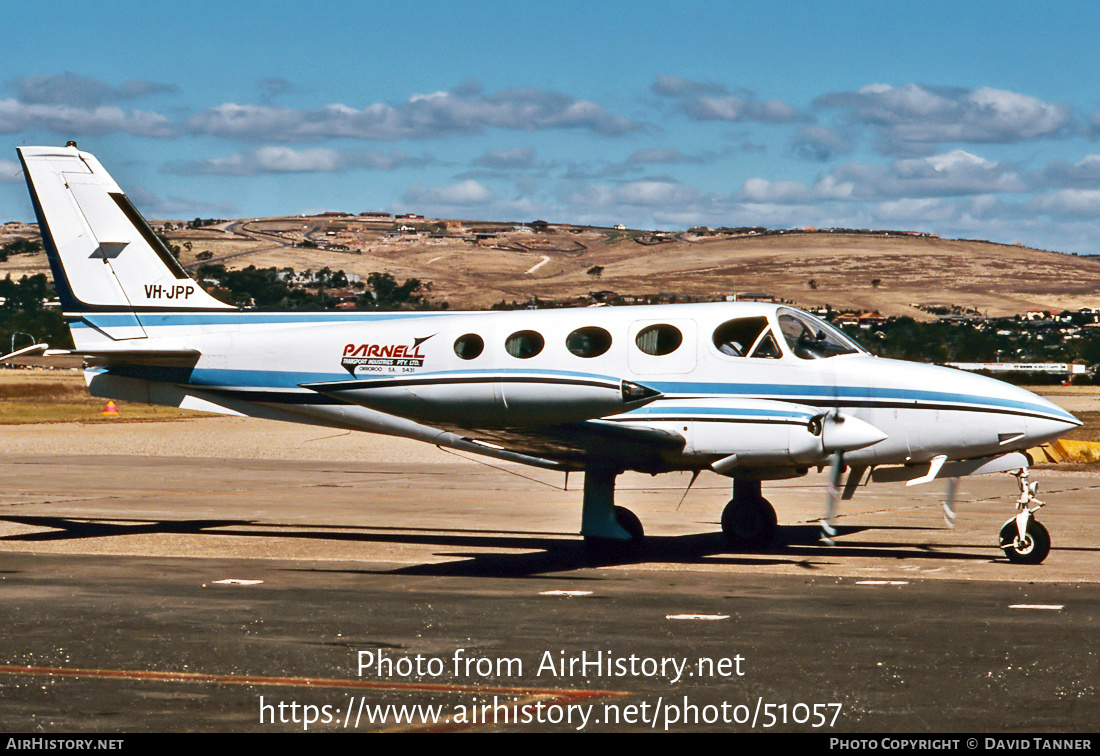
4;217;1099;317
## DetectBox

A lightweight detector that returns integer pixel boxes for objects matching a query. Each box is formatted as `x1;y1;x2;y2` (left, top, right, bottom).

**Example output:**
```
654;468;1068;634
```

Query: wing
301;370;681;471
440;419;686;471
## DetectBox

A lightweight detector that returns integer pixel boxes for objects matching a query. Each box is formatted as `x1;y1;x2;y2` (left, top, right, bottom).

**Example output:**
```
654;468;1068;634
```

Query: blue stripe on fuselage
648;380;1077;423
74;310;450;328
146;365;1072;424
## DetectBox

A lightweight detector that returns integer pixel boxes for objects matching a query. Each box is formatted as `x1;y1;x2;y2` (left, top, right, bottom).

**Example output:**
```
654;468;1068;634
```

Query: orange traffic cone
101;401;120;417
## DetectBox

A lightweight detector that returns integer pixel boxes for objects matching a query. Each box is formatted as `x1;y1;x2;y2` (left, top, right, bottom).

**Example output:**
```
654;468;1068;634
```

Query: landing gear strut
581;466;644;558
999;468;1050;565
722;479;777;550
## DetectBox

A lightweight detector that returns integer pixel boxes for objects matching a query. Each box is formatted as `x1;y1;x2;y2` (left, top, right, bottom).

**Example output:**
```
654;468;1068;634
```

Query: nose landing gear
999;468;1050;565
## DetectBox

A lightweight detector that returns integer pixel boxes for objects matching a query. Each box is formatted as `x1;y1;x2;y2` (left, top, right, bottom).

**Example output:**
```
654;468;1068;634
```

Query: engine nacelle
301;371;661;428
613;398;886;473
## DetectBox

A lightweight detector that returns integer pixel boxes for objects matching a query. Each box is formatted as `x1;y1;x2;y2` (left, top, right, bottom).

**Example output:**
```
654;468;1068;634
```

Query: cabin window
712;317;779;359
454;333;484;360
635;324;683;356
566;327;612;358
777;308;862;360
505;330;545;359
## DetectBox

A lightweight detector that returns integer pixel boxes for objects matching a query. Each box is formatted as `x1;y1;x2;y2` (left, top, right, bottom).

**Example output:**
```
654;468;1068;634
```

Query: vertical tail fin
17;145;231;339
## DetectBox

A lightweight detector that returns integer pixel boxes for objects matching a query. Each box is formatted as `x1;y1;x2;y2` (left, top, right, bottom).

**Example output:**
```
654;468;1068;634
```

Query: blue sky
5;1;1100;254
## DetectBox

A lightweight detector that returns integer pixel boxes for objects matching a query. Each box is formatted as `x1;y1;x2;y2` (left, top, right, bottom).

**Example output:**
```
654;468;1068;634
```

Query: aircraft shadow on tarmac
0;514;1040;577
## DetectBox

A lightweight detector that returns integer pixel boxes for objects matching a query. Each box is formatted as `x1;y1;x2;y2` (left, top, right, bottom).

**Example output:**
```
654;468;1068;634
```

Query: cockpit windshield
776;308;864;360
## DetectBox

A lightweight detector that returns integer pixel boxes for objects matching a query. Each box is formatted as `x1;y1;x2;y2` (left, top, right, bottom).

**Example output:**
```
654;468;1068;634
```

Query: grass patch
0;370;204;424
0;398;203;424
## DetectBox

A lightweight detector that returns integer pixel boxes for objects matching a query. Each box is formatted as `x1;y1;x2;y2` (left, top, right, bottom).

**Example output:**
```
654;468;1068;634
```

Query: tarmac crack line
0;663;629;698
0;663;628;733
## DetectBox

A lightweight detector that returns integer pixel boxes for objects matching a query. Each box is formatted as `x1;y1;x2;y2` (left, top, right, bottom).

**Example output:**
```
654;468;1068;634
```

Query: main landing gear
580;466;644;558
721;479;777;550
999;468;1051;565
579;469;782;558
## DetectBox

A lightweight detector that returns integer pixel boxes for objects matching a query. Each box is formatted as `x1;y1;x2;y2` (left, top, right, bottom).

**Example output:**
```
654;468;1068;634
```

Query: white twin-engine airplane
6;144;1082;563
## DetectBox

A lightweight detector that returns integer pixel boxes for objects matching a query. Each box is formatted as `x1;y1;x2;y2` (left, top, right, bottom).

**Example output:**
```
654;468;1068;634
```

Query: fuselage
74;301;1080;475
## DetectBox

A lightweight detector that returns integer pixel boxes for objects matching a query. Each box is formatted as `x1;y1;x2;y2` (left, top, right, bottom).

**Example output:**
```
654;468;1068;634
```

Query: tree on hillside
358;272;424;310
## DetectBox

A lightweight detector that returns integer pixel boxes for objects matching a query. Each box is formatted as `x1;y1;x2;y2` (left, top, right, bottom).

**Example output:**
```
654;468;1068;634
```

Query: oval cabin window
635;324;683;356
453;333;484;360
566;327;612;358
505;330;545;359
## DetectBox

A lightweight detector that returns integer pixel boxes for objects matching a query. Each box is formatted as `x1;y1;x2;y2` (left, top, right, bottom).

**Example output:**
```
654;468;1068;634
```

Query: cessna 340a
4;144;1082;563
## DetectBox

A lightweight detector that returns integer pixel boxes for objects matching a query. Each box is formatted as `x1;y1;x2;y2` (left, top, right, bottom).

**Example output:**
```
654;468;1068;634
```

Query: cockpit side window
750;332;782;359
712;317;780;359
777;309;862;360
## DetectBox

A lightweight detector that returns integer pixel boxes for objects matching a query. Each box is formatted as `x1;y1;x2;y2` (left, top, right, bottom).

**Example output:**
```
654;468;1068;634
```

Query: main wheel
584;506;644;561
611;506;644;540
722;496;777;550
999;518;1050;565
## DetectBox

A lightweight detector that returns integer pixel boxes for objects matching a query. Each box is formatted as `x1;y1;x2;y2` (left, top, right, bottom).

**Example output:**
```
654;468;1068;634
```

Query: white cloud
816;83;1072;154
684;95;805;124
1031;189;1100;218
404;180;495;206
185;86;639;141
741;178;815;204
472;147;537;169
169;146;430;175
569;179;702;210
8;72;177;107
0;159;22;183
650;74;727;98
0;99;174;137
790;125;855;162
1033;154;1100;188
873;197;956;223
126;186;236;218
739;150;1024;205
626;148;702;165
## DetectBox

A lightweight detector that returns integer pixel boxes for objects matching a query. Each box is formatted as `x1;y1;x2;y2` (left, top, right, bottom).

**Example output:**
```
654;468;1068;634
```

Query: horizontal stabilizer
0;342;201;369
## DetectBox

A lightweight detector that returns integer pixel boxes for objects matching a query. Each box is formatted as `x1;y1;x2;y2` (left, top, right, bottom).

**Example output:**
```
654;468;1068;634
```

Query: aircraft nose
1007;383;1081;447
1027;398;1082;445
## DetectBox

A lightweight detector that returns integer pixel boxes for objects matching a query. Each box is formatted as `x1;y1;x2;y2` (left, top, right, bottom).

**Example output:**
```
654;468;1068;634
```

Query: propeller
819;354;845;546
815;408;888;544
821;450;843;545
943;476;959;528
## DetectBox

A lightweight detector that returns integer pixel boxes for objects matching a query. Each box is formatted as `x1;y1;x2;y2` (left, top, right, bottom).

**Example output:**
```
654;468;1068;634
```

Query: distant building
858;312;886;328
1025;310;1062;321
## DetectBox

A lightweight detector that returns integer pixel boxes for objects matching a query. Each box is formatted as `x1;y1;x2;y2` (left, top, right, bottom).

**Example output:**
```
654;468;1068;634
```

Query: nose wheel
999;468;1050;565
999;517;1050;564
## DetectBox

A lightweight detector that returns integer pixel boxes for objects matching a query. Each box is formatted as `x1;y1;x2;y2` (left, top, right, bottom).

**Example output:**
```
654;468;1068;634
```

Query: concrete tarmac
0;418;1098;732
